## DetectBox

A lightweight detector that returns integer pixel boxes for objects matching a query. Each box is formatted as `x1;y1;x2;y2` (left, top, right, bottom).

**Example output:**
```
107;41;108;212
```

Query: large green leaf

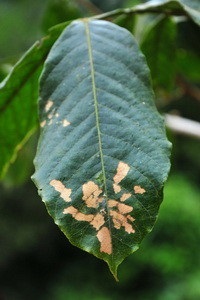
0;21;69;179
32;20;171;279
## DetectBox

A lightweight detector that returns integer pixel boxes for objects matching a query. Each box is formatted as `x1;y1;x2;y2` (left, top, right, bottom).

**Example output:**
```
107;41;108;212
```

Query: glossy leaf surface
33;20;171;278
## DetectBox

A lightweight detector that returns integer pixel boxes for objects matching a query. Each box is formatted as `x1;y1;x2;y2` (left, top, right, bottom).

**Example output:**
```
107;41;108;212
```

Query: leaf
140;16;177;90
0;21;69;179
42;0;81;32
134;0;200;27
32;20;171;279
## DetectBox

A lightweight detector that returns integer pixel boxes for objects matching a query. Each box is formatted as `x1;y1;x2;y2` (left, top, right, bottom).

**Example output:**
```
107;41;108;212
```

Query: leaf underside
32;19;171;279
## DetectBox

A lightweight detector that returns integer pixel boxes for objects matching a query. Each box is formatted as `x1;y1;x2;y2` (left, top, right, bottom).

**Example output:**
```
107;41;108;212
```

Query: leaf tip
108;262;119;282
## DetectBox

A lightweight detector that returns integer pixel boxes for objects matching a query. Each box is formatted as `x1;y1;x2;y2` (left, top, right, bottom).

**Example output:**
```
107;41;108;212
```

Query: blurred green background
0;0;200;299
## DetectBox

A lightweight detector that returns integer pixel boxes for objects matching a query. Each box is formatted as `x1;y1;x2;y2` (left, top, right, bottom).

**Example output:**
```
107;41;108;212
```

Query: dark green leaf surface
0;22;68;179
33;20;171;278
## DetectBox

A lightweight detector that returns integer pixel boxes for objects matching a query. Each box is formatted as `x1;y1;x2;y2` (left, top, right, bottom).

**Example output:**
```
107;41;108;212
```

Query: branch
92;7;187;20
165;114;200;139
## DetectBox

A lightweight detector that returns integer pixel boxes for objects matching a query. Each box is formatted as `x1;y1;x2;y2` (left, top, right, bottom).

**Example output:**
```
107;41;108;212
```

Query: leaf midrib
84;20;114;260
84;21;108;198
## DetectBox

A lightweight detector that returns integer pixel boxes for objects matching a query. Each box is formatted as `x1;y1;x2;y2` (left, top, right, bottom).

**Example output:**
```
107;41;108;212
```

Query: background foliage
0;0;199;299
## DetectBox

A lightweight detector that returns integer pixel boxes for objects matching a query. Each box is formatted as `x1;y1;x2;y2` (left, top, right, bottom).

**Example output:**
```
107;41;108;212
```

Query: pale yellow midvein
84;21;108;198
84;20;112;252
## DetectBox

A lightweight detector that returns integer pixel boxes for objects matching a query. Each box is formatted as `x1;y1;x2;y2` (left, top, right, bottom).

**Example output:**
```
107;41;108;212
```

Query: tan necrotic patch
108;199;135;234
45;100;53;112
113;162;130;194
40;120;46;128
50;161;144;255
120;193;131;202
62;119;71;127
50;179;71;202
134;185;146;194
97;226;112;255
44;100;70;128
82;181;103;208
90;213;105;230
63;206;94;222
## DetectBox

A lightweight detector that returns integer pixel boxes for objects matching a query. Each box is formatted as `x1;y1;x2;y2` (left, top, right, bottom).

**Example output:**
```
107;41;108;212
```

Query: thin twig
92;7;187;20
165;114;200;139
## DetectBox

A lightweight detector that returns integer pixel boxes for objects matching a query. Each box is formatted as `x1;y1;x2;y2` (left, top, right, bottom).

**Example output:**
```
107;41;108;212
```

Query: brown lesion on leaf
120;193;131;202
40;120;46;128
113;183;121;193
82;181;103;208
44;100;71;127
97;226;112;255
62;119;71;127
110;210;135;234
50;179;71;202
63;206;105;230
108;199;135;234
63;206;94;222
47;112;53;120
90;213;105;230
113;162;130;194
50;161;144;255
134;185;146;194
45;100;53;112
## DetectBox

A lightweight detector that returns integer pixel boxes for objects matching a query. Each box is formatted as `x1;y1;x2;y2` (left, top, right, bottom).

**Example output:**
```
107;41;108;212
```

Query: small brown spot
110;210;135;234
113;183;121;194
90;213;105;230
97;226;112;254
45;100;53;112
63;206;77;216
120;193;131;202
82;181;103;208
134;185;146;194
62;119;71;127
127;215;134;222
50;179;71;202
40;120;46;128
113;162;130;184
117;203;133;214
108;199;118;208
47;113;53;119
75;212;94;222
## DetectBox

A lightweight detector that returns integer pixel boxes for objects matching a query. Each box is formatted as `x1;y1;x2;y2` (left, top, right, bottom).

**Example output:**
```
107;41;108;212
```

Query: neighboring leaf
133;0;200;26
177;50;200;82
113;13;135;33
133;13;162;45
42;0;81;32
141;16;177;90
0;21;69;179
32;20;171;279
